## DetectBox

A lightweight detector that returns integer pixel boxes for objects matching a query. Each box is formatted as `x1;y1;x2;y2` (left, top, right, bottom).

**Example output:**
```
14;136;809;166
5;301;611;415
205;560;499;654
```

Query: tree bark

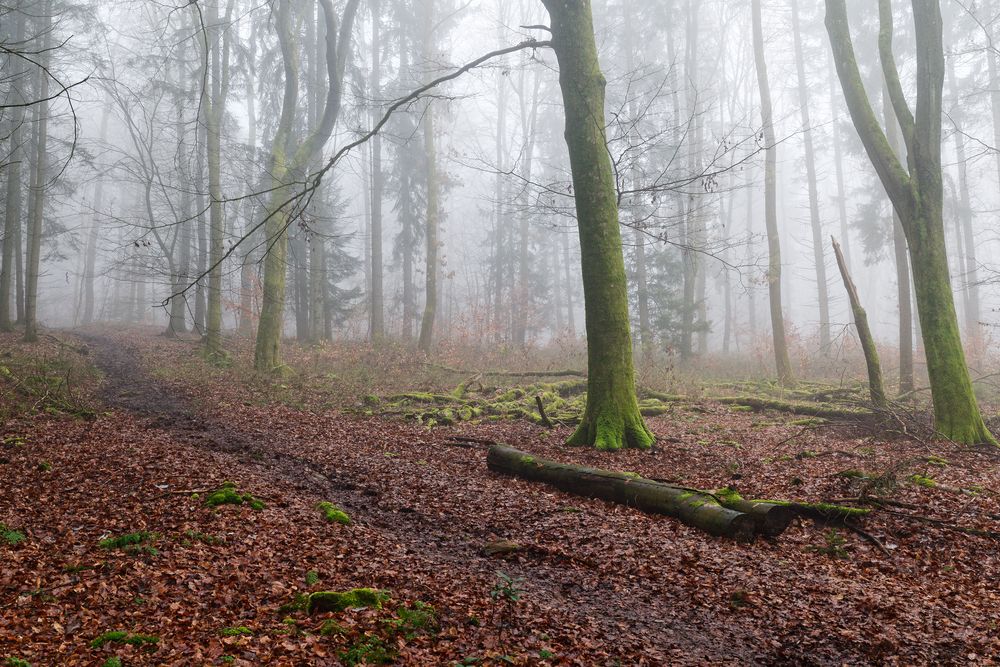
883;81;914;395
417;0;439;354
0;5;27;331
487;445;783;540
368;0;385;342
540;0;653;450
23;1;52;343
825;0;994;444
204;0;233;356
832;237;887;407
752;0;794;385
945;61;980;350
254;0;360;371
791;0;831;352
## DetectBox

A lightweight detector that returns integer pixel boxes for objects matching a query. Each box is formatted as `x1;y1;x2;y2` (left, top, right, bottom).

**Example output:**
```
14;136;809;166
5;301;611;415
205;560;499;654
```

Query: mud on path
72;332;777;665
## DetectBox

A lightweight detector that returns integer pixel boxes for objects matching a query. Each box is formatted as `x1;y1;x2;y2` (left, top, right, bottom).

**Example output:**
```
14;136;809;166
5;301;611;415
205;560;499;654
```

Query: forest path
77;331;775;665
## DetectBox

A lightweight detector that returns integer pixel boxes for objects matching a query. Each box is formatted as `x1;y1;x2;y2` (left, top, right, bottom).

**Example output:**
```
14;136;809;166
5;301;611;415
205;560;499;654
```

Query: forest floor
1;328;999;666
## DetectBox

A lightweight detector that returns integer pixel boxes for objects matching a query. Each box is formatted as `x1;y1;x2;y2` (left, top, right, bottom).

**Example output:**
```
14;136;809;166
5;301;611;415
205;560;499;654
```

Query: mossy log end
486;445;772;541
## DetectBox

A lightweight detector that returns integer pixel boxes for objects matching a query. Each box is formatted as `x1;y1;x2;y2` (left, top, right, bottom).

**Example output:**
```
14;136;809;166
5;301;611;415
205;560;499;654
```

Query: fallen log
712;396;868;420
486;445;789;540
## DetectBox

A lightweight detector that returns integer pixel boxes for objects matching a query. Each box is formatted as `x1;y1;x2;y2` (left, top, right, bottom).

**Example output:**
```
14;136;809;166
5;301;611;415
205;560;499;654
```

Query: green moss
836;469;868;479
339;635;394;666
90;631;160;649
790;418;827;426
5;658;31;667
730;405;753;412
100;659;122;667
385;601;438;640
714;487;744;503
519;455;535;464
205;482;265;511
924;455;949;467
317;502;351;526
219;626;253;637
0;524;26;546
98;532;158;556
319;619;346;636
305;570;320;586
911;474;937;488
183;530;223;546
307;588;390;614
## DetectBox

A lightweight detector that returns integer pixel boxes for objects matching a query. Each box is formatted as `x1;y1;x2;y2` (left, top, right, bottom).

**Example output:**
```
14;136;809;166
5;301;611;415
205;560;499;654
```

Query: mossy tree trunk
826;0;995;444
487;445;768;540
751;0;794;385
540;0;653;450
253;0;360;372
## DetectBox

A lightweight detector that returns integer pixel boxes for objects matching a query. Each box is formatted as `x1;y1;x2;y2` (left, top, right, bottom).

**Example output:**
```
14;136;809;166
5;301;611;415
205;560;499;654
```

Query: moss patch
98;531;158;556
307;588;390;615
317;502;351;525
0;524;26;547
89;631;160;649
205;482;265;511
219;626;253;637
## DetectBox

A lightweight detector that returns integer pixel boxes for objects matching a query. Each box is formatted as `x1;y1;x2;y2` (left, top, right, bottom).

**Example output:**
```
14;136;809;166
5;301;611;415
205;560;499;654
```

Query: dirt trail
76;332;817;665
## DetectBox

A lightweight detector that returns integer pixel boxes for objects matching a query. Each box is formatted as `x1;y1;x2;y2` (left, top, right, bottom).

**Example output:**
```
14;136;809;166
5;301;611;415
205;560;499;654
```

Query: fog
2;0;998;373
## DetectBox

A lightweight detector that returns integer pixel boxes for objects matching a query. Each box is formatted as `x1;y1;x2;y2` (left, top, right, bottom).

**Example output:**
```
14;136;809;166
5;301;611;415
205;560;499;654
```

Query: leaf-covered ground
1;329;999;665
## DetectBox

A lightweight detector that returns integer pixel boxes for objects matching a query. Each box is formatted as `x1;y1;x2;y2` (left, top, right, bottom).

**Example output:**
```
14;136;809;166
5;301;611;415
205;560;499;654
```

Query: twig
844;522;892;557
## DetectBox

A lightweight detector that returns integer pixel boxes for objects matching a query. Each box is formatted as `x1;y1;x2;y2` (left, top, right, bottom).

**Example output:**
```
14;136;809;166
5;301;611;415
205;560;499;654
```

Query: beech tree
752;0;794;385
825;0;995;444
538;0;653;450
253;0;360;372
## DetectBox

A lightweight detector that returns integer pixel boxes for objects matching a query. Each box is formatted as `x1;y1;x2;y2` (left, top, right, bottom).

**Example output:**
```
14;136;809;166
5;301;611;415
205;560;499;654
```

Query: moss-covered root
307;588;389;614
567;399;655;451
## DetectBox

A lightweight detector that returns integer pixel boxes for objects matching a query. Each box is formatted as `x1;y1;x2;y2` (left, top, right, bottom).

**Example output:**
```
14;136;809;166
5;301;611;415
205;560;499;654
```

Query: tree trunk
828;63;853;275
417;0;439;354
1;6;27;331
540;0;653;450
512;66;540;349
238;19;259;337
832;237;886;407
23;2;51;343
204;0;233;356
826;0;994;444
791;0;831;352
562;230;576;337
883;81;914;395
752;0;794;385
369;0;385;342
945;62;980;350
487;445;780;541
254;0;360;371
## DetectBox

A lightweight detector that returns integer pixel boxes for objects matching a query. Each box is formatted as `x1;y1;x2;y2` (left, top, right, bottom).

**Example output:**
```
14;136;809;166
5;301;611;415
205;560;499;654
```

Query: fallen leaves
0;329;998;665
